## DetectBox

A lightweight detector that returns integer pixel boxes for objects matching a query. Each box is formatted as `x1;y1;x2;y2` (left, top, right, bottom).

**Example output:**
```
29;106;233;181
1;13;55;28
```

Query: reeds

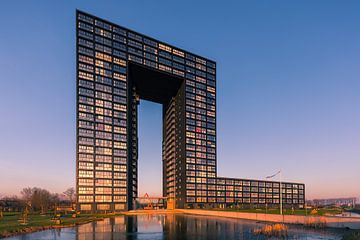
253;223;288;237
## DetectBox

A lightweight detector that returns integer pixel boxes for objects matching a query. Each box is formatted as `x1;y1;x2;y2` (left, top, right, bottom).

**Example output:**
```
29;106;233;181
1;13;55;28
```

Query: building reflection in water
165;214;254;240
76;216;136;240
75;214;260;240
74;213;342;240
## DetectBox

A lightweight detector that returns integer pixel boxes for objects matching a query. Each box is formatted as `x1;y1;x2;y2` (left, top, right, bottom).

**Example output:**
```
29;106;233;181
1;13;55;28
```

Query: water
4;214;345;240
334;212;360;218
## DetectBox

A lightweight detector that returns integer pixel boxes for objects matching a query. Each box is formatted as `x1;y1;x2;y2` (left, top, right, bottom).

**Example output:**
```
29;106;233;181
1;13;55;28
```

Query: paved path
124;209;180;215
122;209;360;229
177;209;360;229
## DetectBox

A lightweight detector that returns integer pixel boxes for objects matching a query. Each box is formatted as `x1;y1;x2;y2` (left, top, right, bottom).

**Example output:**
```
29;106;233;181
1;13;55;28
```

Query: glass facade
76;10;305;212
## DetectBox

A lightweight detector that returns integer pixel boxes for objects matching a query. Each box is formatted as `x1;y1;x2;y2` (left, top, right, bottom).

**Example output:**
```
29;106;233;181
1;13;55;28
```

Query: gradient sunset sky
0;0;359;200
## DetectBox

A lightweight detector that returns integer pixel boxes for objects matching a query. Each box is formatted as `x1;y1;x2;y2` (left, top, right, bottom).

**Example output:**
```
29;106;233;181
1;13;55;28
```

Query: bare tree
51;193;60;206
1;195;23;212
63;188;76;204
31;188;51;214
21;187;33;209
21;187;53;213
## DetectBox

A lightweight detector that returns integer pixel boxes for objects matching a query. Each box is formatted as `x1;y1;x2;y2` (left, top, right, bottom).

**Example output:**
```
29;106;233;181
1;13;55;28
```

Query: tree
51;193;60;206
1;195;24;212
20;187;54;213
31;188;51;214
21;187;33;209
63;188;76;204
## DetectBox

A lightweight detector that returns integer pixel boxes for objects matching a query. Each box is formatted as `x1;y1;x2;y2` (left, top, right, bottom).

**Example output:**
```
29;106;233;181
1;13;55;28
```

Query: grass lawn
208;208;343;216
0;212;123;238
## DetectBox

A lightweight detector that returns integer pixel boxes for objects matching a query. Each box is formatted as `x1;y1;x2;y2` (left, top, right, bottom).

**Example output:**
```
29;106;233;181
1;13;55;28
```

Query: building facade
76;10;305;212
311;198;357;207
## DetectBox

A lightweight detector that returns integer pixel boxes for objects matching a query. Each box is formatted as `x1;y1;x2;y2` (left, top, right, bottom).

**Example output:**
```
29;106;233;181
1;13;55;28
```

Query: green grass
316;208;343;216
208;208;343;216
0;212;123;238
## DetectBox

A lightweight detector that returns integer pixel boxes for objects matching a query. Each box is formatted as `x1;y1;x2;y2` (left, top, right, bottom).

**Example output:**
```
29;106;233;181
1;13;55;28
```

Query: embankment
177;209;360;229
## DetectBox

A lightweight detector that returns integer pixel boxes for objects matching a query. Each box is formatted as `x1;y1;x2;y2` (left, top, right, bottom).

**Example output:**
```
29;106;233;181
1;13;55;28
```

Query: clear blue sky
0;0;359;200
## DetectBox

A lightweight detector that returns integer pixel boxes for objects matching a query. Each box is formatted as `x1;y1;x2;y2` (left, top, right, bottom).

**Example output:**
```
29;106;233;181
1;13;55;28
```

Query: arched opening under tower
137;100;162;198
127;62;184;210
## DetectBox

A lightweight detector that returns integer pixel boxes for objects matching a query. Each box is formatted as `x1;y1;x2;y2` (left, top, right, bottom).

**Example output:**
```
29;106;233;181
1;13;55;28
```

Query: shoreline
0;216;106;239
0;223;76;239
177;209;360;229
123;209;360;230
2;209;360;239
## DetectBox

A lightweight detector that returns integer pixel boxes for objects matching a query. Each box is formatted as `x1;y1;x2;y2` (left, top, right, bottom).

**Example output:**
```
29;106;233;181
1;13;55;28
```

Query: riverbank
122;209;360;229
2;210;360;239
120;209;360;239
125;209;180;215
0;212;123;239
178;209;360;229
1;211;350;240
206;207;343;216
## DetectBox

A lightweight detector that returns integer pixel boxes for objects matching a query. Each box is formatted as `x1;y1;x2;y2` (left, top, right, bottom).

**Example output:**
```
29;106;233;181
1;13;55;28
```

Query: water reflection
5;214;345;240
334;212;360;218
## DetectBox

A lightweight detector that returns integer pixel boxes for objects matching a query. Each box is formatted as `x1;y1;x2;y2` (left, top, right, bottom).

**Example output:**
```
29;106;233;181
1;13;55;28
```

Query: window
114;65;126;74
79;80;94;89
144;45;157;54
144;52;157;61
79;30;93;40
128;32;142;42
79;187;93;194
95;195;112;202
96;52;112;62
173;49;184;57
78;38;93;48
79;47;93;57
95;60;111;70
79;170;93;178
113;57;126;66
78;13;93;24
113;26;126;36
78;22;93;32
159;64;171;72
95;28;111;38
79;196;93;203
95;20;111;30
79;71;93;81
159;43;172;52
79;55;94;65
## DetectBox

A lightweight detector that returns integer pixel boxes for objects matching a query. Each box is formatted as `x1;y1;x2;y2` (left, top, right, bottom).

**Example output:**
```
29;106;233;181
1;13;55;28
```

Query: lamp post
266;170;282;215
280;170;283;215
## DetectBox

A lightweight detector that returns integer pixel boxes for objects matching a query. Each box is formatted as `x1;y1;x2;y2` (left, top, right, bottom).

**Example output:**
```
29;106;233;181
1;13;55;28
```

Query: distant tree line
0;187;75;213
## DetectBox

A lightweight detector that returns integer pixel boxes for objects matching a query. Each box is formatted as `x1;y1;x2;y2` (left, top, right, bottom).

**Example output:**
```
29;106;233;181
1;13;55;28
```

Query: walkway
177;209;360;229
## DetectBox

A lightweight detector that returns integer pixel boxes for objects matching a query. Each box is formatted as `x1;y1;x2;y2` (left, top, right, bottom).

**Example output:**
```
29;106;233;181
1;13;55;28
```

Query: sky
0;0;359;200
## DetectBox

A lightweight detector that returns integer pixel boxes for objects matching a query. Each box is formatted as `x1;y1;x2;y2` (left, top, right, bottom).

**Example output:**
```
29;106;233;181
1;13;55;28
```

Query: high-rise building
76;10;305;212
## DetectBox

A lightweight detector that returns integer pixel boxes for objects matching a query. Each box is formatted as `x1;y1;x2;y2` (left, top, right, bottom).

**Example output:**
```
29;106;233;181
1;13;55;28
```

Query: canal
4;213;345;240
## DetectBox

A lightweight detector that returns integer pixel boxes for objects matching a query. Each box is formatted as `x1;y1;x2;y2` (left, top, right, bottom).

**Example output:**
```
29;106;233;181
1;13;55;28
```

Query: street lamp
266;170;282;215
